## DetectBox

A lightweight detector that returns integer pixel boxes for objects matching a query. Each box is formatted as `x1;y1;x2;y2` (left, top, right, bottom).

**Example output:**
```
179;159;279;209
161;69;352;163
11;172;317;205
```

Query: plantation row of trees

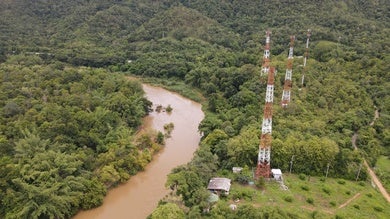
0;55;164;218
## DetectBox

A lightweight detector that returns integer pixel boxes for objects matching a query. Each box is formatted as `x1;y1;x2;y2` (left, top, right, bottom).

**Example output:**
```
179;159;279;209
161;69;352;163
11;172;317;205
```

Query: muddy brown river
74;84;204;219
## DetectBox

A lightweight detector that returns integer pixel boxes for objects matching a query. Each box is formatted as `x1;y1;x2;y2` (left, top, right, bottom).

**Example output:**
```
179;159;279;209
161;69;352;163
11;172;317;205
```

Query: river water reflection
74;84;204;219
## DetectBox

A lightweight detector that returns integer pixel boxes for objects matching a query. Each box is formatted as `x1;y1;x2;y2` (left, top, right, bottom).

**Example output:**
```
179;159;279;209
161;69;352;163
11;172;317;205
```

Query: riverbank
74;84;204;219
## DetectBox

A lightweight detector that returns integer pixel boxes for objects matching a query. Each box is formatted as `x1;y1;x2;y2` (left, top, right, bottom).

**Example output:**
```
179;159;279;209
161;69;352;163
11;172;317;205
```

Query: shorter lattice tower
260;31;271;77
281;36;295;107
301;29;311;87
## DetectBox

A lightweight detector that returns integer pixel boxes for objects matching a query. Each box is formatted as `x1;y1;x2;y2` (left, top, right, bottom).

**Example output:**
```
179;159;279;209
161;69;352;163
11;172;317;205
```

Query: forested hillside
0;0;389;218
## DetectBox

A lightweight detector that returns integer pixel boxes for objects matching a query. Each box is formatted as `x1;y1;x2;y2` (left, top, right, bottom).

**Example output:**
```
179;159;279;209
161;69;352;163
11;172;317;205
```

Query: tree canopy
0;0;389;218
0;56;161;218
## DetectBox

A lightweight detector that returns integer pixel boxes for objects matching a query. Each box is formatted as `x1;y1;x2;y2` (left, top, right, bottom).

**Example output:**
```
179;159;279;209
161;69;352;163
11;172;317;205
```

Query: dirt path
300;206;334;215
351;133;358;150
363;160;390;202
369;108;379;126
300;192;361;214
351;109;390;203
338;193;361;209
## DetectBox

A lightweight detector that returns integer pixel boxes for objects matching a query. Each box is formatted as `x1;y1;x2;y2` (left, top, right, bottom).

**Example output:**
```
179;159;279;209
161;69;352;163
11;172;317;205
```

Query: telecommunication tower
256;66;275;179
256;31;275;179
260;31;271;77
301;29;311;87
281;36;295;107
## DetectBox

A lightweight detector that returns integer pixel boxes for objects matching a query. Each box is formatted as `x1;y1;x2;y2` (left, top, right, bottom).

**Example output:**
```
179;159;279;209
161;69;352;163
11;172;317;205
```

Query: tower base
255;162;271;179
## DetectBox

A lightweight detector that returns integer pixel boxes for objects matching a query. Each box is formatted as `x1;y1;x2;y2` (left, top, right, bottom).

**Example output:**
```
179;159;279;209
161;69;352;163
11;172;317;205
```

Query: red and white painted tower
281;36;295;107
256;66;275;179
301;29;311;87
260;31;271;77
256;31;275;179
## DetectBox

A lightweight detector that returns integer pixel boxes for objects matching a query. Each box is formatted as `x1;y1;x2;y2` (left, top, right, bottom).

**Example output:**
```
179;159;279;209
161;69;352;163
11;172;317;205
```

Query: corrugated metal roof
207;177;231;192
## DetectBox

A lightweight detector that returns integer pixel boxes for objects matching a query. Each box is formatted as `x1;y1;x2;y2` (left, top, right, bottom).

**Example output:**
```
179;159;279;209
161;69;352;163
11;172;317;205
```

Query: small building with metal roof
271;169;282;181
207;177;231;195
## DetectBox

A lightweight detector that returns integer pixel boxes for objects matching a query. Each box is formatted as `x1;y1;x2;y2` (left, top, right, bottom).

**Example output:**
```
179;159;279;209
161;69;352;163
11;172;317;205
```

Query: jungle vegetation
0;0;389;218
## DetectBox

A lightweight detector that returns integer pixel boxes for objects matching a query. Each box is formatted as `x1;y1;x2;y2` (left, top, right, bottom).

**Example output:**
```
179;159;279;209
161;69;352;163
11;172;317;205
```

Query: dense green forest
0;56;162;218
0;0;389;218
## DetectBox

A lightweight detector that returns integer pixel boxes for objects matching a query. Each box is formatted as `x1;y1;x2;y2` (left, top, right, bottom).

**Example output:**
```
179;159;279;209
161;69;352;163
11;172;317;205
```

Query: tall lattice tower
301;29;311;87
256;66;275;179
281;36;295;107
256;31;275;178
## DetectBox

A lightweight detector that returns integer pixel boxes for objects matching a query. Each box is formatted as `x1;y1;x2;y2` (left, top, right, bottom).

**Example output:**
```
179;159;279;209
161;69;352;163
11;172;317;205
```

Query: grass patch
376;155;390;172
230;187;255;201
227;174;390;218
375;155;390;193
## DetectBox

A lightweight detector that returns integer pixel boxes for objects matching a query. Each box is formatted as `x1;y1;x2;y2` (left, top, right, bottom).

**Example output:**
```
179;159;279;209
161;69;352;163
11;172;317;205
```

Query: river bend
74;84;204;219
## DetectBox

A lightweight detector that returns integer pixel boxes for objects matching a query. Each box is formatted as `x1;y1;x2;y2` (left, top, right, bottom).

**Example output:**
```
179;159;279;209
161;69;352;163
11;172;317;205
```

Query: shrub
353;204;360;209
301;185;309;191
337;180;346;185
299;174;306;181
220;169;230;176
232;191;241;200
322;187;331;195
156;132;164;144
284;196;293;202
345;191;351;195
166;104;173;113
163;122;174;137
366;193;373;198
255;177;265;189
241;190;254;201
235;174;250;185
158;200;167;206
329;201;336;207
311;211;319;218
373;206;383;212
306;197;314;204
231;190;254;201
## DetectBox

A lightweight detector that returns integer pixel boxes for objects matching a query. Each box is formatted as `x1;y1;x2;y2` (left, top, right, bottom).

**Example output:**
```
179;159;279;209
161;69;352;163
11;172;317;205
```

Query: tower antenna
260;31;271;77
301;29;311;87
281;36;295;107
256;66;275;179
256;31;275;179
